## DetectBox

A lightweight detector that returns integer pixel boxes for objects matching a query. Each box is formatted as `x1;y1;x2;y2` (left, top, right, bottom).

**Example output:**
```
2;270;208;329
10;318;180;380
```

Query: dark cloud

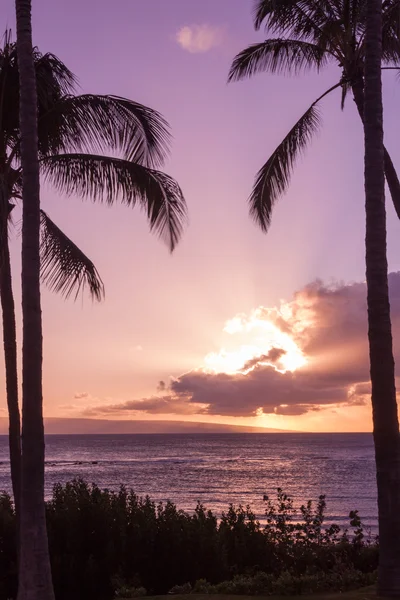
267;347;287;363
171;365;350;416
241;348;286;372
157;381;167;392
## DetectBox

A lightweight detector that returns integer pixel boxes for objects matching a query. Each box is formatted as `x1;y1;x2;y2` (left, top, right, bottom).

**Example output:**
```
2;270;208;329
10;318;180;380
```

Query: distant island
0;417;290;435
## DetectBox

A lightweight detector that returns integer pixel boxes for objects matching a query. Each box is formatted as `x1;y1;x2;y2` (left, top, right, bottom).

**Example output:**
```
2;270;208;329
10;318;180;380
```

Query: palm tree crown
0;32;187;300
229;0;400;231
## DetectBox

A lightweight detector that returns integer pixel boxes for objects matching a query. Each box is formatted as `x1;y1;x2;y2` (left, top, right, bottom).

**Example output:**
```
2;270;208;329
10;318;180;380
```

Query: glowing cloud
76;273;400;422
175;24;225;54
216;310;307;374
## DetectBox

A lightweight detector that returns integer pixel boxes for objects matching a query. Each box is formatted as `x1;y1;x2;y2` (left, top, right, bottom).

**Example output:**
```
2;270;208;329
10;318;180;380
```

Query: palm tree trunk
352;80;400;219
363;0;400;594
15;1;54;599
0;229;21;525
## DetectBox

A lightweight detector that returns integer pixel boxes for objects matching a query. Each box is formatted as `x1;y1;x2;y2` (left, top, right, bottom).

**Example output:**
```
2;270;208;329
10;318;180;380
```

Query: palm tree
1;33;105;522
230;0;400;593
8;9;187;598
228;0;400;227
15;0;54;596
363;0;400;593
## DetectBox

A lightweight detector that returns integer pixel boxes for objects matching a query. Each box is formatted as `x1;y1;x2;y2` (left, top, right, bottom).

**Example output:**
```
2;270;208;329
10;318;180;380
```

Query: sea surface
0;433;377;532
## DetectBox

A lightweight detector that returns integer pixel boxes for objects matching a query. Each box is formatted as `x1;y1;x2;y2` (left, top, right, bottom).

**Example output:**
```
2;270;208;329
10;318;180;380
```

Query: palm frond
40;210;104;301
314;18;346;55
249;104;321;231
1;36;169;167
35;52;77;102
382;0;400;39
37;94;171;167
40;154;187;251
356;0;400;61
252;0;347;61
1;39;78;157
381;28;400;63
228;39;329;81
253;0;330;41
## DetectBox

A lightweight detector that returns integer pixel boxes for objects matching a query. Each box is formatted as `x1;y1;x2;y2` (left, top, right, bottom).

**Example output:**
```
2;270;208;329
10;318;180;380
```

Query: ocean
0;432;377;532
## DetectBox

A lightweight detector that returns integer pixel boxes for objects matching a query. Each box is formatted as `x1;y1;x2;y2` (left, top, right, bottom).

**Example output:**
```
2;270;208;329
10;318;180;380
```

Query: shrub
115;585;147;598
197;568;377;596
0;480;379;600
169;583;192;595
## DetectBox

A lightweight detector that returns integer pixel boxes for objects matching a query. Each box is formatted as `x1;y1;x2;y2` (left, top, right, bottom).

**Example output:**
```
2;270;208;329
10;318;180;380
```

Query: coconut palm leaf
249;104;321;231
40;210;104;301
314;18;347;54
381;12;400;63
36;94;171;167
40;153;187;251
228;39;329;81
382;34;400;63
248;81;342;231
1;41;77;139
253;0;331;41
381;0;400;38
0;36;170;168
35;51;77;101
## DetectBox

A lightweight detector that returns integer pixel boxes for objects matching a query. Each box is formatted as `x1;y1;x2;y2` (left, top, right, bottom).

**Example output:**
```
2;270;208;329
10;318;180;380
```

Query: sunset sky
1;0;400;432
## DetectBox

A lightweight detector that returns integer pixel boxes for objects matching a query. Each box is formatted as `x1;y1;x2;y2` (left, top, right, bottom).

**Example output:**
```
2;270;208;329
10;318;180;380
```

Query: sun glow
203;311;307;375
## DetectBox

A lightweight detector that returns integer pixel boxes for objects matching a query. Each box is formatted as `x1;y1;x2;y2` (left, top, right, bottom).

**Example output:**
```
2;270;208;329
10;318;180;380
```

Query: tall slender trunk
363;0;400;595
0;228;21;522
352;80;400;219
15;1;54;599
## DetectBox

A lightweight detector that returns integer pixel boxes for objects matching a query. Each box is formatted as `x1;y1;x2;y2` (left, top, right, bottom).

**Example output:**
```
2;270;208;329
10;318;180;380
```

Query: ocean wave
43;456;242;467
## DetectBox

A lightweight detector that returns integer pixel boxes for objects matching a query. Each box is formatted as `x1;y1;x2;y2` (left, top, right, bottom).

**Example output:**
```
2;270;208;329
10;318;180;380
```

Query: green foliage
0;481;379;600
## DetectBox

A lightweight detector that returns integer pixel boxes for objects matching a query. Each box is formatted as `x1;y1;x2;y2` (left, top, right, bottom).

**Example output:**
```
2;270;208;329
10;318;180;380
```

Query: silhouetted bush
181;568;376;596
0;481;379;600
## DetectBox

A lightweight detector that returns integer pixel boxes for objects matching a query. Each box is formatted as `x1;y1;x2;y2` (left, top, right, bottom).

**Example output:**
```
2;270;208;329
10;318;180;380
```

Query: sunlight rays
202;309;307;375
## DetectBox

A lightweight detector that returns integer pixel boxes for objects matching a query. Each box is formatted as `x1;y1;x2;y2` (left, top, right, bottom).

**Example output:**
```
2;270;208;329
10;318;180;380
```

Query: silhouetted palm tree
1;34;104;513
363;0;400;593
15;0;54;597
8;9;187;597
230;0;400;594
229;0;400;227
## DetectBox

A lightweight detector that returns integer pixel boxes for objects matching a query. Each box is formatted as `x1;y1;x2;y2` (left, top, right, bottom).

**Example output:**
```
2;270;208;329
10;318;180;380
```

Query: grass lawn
142;586;378;600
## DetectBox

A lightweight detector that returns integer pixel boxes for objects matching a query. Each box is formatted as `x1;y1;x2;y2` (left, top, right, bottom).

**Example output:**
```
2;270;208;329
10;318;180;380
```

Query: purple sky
1;0;400;431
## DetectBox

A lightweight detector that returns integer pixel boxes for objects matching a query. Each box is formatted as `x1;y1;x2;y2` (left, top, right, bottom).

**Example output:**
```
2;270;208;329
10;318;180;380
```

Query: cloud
241;348;287;372
74;392;90;400
79;273;400;421
170;365;355;416
83;395;204;417
175;24;225;53
167;273;400;417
